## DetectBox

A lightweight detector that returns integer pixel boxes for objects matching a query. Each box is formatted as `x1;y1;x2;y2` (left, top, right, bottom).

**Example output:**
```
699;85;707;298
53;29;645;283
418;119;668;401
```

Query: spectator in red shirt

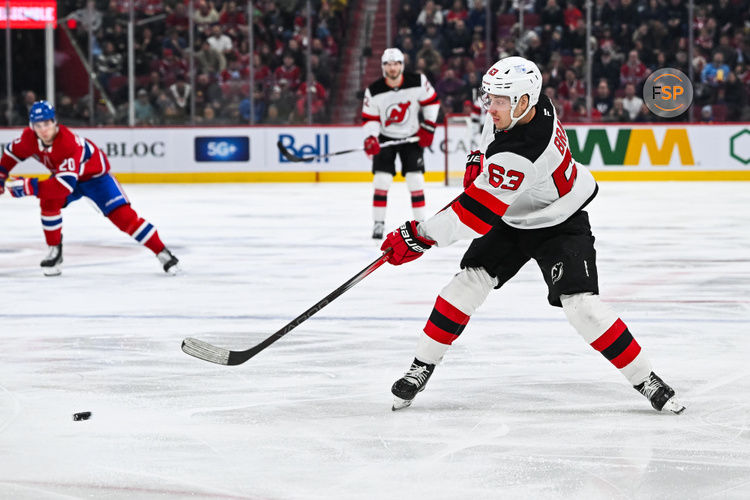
219;1;248;37
445;0;468;26
563;0;583;31
620;49;649;89
556;69;584;100
158;48;188;85
294;80;327;122
274;53;302;90
165;2;189;33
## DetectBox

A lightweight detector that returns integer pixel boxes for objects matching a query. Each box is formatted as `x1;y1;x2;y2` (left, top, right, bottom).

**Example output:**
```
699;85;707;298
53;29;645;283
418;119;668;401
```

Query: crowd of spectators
3;0;749;126
395;0;750;123
5;0;349;126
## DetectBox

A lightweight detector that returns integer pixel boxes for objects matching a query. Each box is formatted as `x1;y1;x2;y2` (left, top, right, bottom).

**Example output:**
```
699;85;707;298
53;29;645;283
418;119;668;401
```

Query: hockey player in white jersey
381;56;685;414
362;48;440;239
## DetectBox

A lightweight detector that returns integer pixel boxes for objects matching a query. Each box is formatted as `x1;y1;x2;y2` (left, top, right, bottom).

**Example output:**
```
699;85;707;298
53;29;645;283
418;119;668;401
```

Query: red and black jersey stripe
362;112;379;123
590;318;641;369
419;93;440;106
451;184;508;235
423;296;470;344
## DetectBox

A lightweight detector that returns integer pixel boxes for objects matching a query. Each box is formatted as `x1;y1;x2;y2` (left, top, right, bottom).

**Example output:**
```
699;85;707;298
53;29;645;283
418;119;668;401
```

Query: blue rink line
0;313;748;324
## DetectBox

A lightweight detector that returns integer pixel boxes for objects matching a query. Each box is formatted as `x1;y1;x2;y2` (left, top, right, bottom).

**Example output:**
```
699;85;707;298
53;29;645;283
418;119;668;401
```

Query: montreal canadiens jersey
421;94;598;246
361;72;440;139
1;125;110;195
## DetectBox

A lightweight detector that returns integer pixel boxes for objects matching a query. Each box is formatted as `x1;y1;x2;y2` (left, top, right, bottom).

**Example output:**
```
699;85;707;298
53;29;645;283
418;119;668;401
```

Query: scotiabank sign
0;1;57;29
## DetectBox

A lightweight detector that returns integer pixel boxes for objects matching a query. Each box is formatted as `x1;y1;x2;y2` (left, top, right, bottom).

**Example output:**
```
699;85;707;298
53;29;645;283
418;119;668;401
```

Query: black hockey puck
73;411;92;421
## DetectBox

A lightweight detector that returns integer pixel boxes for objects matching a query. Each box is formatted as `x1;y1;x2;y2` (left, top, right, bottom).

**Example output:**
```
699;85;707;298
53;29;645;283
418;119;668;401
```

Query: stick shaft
182;251;392;365
181;194;462;365
231;251;391;363
277;137;418;163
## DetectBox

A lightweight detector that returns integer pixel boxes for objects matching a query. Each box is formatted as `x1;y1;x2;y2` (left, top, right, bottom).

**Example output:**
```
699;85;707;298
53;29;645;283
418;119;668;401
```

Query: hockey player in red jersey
0;101;179;276
381;57;685;414
362;48;440;239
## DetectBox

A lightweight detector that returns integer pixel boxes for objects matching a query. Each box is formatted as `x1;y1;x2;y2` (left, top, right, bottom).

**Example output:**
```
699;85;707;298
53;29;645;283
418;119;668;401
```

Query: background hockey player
0;101;179;276
380;57;685;415
361;48;440;239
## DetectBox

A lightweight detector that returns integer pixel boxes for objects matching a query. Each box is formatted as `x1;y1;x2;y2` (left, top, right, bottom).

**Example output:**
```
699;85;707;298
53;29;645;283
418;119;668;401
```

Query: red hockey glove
381;221;436;266
463;150;483;189
364;135;381;155
416;121;436;148
7;176;39;198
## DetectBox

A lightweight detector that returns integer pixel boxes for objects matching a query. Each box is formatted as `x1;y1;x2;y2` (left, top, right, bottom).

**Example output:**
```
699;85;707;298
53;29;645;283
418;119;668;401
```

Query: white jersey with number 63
421;94;598;246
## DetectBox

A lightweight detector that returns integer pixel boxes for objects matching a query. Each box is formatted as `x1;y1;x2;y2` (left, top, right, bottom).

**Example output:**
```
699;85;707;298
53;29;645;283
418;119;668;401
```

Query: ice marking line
0;313;748;324
0;481;78;499
99;465;256;500
503;453;750;469
0;479;258;499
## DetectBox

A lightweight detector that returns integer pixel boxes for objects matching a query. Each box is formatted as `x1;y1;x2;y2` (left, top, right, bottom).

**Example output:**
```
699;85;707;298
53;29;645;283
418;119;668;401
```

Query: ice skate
40;243;63;276
157;248;180;275
634;371;685;414
391;358;435;411
372;221;385;240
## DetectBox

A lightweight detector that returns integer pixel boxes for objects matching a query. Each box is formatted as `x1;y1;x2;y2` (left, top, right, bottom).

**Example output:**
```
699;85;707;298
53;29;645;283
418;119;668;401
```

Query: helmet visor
479;88;511;111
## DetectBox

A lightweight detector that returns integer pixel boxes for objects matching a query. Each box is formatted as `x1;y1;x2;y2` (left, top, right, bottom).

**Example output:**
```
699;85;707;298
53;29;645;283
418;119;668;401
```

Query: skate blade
42;265;61;276
392;397;413;411
663;397;686;415
165;264;180;276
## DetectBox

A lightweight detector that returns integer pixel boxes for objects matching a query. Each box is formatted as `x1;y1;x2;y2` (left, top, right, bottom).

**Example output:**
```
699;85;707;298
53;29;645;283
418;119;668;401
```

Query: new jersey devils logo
385;102;411;126
551;262;564;285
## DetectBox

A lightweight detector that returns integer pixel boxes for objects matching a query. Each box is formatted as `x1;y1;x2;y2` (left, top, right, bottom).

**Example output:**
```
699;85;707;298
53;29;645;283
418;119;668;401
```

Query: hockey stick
181;193;461;366
182;250;393;365
276;136;418;163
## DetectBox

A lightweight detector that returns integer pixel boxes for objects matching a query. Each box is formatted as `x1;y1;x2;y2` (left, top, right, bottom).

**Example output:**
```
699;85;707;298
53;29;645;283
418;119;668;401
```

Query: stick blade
276;140;308;163
181;337;231;365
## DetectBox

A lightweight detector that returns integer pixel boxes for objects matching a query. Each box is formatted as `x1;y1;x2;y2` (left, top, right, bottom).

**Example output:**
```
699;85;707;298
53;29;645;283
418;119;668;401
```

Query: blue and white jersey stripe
79;140;94;164
3;143;22;163
55;172;79;192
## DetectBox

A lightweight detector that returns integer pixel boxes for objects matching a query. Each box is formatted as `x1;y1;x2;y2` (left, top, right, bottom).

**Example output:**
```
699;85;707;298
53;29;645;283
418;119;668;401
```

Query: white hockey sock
561;293;652;385
415;331;450;365
405;172;426;221
372;171;393;223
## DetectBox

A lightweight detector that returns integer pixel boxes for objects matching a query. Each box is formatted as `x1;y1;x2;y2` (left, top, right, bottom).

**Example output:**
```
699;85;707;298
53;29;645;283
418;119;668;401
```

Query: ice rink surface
1;181;749;499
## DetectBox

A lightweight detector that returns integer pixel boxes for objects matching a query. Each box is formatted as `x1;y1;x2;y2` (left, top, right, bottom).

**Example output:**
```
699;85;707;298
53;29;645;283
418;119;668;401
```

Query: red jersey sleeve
0;128;38;173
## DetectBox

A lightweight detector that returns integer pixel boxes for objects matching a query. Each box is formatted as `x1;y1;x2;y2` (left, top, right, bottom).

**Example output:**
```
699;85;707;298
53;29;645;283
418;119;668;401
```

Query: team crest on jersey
385;102;411;126
551;262;564;284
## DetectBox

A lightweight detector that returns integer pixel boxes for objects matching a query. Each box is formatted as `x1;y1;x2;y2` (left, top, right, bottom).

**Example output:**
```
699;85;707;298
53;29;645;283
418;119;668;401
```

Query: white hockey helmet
381;48;404;78
480;56;543;130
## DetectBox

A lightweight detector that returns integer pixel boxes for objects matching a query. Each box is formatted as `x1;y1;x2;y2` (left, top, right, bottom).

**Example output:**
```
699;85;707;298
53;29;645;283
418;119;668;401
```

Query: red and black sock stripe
590;319;642;368
424;296;470;344
411;190;425;208
373;189;388;207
